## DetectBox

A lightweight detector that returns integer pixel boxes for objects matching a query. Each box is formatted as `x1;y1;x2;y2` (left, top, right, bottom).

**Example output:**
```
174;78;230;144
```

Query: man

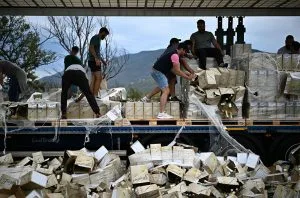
141;39;195;102
61;62;101;119
64;46;81;99
190;19;227;70
291;41;300;54
88;27;110;97
277;35;295;54
145;43;194;119
0;60;28;101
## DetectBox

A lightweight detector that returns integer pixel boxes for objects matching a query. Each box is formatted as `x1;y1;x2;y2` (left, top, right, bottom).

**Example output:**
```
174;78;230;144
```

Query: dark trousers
196;48;224;70
61;70;100;115
8;76;20;102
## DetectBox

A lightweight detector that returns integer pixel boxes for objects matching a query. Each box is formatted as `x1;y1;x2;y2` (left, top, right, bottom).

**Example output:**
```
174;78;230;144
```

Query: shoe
157;112;173;119
219;63;229;68
169;96;181;102
140;96;150;102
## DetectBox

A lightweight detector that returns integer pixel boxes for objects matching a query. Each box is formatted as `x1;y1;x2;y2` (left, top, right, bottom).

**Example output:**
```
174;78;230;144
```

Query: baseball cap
169;38;181;44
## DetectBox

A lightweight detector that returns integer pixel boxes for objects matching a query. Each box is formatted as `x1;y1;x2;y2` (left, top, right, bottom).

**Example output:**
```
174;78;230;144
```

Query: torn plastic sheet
189;94;250;154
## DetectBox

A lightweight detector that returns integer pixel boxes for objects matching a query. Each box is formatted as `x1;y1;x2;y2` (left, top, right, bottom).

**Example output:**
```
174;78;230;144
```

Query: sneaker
140;96;150;102
219;63;229;68
157;112;173;119
169;96;181;102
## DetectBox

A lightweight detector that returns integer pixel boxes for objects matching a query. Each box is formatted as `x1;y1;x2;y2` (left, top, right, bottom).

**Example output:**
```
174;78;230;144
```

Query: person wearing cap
190;19;227;70
141;38;195;102
142;43;195;119
0;60;28;101
291;41;300;54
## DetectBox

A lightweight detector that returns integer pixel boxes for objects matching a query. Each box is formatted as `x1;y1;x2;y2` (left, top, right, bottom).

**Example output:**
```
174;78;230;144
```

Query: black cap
177;42;189;51
170;38;181;45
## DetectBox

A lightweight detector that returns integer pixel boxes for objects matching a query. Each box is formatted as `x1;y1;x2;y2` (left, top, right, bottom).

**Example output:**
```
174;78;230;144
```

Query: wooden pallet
114;119;190;126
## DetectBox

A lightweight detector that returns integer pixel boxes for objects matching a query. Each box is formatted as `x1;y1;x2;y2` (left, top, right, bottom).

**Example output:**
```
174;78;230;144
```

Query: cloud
25;16;300;77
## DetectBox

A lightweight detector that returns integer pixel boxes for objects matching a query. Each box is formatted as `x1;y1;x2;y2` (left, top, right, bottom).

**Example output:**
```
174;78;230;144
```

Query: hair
71;46;79;53
100;27;109;35
286;35;294;40
197;19;205;24
177;42;188;51
183;40;192;46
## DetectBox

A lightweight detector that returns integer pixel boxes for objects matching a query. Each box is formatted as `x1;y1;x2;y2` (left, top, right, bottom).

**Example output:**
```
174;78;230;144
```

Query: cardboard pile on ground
1;143;299;197
0;146;125;197
125;141;300;198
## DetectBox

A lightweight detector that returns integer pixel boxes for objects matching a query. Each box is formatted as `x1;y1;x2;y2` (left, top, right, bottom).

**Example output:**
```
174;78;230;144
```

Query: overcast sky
26;16;300;77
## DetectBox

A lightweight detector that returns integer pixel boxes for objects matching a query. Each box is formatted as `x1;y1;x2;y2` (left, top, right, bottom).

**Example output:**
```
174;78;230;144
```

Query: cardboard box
170;102;180;119
135;184;159;198
150;144;162;161
218;68;230;87
152;102;160;118
130;165;149;185
172;146;184;163
187;183;211;196
125;102;135;119
161;146;172;162
166;164;185;179
199;152;219;173
0;153;14;165
94;146;109;162
205;89;221;105
20;171;47;190
134;102;144;119
32;152;44;164
143;102;153;119
46;174;58;188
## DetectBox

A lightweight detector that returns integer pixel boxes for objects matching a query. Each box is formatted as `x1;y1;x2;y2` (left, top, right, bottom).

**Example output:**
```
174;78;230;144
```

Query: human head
169;38;181;47
285;35;294;49
71;46;79;56
99;27;109;40
183;40;192;51
177;42;189;56
197;19;205;32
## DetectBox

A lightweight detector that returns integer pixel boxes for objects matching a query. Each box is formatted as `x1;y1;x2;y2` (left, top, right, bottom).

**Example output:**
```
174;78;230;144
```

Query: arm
180;58;195;74
212;39;224;55
171;63;192;80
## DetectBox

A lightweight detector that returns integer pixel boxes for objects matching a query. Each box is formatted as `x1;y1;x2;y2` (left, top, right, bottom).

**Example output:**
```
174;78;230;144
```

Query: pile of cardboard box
0;146;124;198
126;141;300;198
0;142;299;197
125;102;180;119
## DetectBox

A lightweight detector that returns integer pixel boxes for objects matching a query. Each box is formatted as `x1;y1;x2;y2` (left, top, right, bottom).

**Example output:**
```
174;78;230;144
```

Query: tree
0;16;57;91
47;16;129;82
127;87;142;101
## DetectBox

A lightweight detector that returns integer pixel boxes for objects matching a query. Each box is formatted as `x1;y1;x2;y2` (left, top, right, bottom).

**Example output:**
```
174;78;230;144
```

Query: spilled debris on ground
0;142;299;198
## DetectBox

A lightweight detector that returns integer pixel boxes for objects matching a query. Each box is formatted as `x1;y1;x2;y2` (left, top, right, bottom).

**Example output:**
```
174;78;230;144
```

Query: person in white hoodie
61;63;101;119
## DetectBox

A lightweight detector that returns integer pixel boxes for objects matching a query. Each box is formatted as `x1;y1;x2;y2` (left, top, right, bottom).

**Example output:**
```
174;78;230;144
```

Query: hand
95;58;101;67
220;50;225;56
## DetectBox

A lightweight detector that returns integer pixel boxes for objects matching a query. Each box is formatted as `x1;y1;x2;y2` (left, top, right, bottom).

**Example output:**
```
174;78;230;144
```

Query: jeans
196;48;224;70
151;69;168;89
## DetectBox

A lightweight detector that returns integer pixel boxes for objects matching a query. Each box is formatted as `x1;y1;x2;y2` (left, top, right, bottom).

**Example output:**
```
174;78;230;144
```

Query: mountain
40;49;164;93
40;48;263;93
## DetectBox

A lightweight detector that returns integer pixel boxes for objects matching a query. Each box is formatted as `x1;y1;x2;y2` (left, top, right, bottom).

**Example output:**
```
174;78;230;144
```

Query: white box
143;102;153;119
130;165;149;185
94;146;109;162
125;102;135;119
150;144;162;161
246;153;260;169
134;102;144;119
20;171;47;190
170;102;180;119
